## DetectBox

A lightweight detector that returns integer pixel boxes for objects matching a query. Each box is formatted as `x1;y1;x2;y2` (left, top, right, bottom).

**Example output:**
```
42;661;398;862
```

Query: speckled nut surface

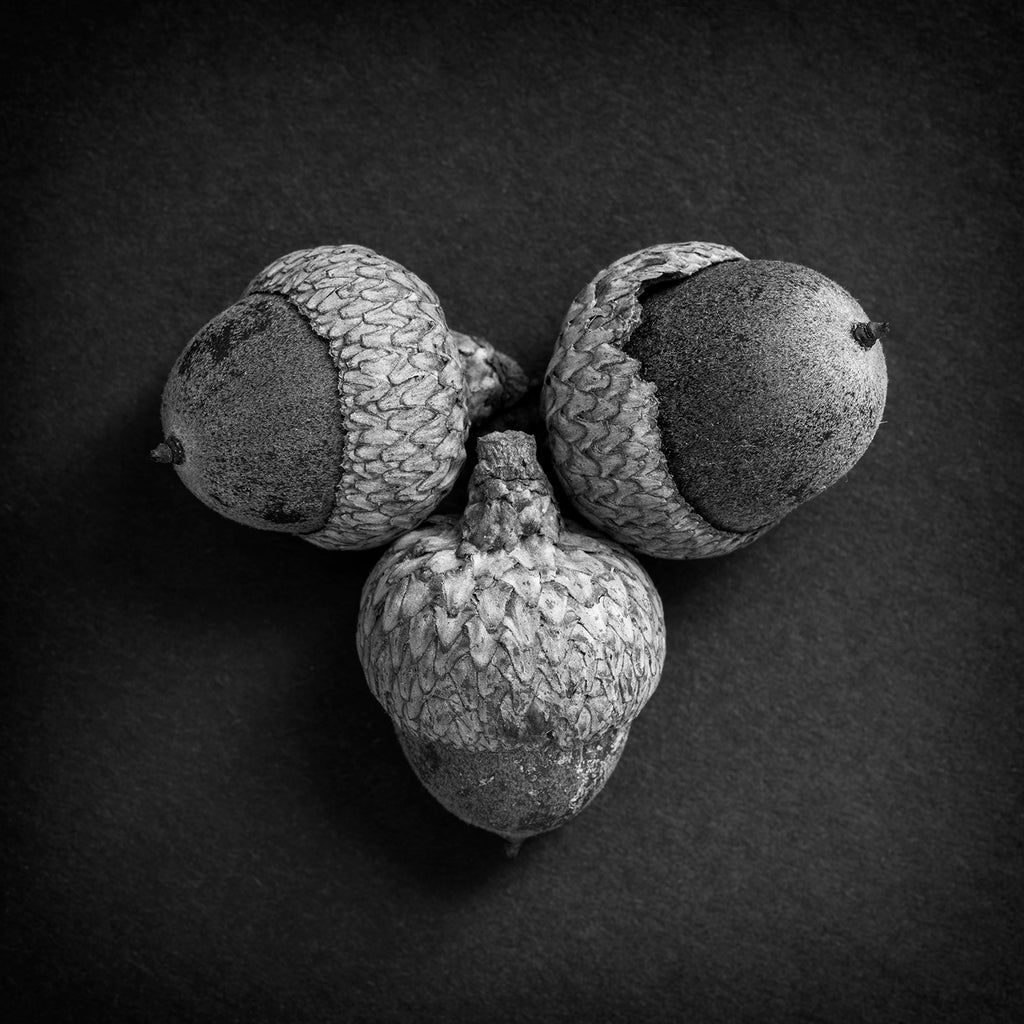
622;260;888;533
542;241;774;559
356;430;665;847
158;245;527;550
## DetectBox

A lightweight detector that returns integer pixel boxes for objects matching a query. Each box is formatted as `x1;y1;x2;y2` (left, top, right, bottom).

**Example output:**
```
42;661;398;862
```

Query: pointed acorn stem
452;331;529;423
460;431;562;552
503;838;524;859
149;435;185;465
852;321;890;348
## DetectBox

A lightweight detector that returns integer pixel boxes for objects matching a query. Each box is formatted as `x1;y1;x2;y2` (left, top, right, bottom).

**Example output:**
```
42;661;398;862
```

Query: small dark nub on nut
150;435;186;465
852;321;890;348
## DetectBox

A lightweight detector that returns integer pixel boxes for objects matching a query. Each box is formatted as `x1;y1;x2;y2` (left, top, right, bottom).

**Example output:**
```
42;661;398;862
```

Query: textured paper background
2;1;1022;1021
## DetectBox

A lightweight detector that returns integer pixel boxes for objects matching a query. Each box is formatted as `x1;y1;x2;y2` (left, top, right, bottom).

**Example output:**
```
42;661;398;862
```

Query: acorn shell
355;430;666;842
245;245;469;550
542;241;776;559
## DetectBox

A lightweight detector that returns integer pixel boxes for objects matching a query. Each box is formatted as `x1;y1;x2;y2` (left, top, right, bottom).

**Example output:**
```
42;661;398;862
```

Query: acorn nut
542;242;889;559
356;430;665;854
154;245;528;550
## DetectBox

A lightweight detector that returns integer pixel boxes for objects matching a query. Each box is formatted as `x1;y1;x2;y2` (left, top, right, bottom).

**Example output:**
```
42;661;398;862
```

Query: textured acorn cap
543;242;766;559
356;430;665;845
622;260;888;532
157;245;527;550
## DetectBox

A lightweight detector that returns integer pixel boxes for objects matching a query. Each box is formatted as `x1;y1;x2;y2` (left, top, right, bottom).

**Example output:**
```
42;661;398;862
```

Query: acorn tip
852;321;890;348
150;436;185;465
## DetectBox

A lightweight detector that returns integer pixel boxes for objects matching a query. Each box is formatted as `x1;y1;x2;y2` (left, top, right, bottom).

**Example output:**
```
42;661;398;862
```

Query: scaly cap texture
356;431;666;754
453;330;530;423
542;241;775;559
248;245;525;551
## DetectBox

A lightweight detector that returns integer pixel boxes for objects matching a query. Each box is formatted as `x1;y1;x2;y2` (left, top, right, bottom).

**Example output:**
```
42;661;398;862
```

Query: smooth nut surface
161;293;346;533
398;727;628;843
623;260;888;532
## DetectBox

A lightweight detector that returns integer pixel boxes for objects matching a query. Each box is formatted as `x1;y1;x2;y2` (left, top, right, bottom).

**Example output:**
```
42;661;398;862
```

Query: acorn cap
241;245;471;550
357;430;664;749
542;242;775;559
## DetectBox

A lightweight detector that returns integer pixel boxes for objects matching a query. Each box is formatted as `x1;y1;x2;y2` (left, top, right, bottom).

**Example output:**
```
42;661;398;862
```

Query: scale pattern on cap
452;330;521;423
247;245;467;550
542;242;775;559
356;519;665;754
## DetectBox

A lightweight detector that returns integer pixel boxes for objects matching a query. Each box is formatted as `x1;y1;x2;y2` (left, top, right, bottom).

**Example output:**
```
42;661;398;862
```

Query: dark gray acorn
154;244;527;551
542;242;889;558
356;431;665;854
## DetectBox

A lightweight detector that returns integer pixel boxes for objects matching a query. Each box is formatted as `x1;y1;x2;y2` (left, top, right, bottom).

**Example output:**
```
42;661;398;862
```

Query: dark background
2;1;1022;1021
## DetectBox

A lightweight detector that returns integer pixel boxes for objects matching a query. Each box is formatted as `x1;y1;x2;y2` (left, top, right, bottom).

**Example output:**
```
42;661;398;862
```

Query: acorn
356;430;665;854
542;242;889;558
153;245;527;550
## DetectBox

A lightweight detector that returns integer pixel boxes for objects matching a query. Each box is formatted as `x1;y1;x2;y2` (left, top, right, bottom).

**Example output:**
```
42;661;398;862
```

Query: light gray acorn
542;242;888;559
153;245;527;550
356;430;665;854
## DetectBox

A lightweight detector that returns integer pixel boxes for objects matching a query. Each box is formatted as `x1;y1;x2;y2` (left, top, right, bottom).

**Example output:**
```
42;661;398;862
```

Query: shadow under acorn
277;625;546;885
94;380;725;883
134;381;552;881
89;380;362;631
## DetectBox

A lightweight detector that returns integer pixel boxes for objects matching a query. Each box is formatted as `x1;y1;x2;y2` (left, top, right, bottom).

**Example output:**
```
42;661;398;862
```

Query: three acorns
154;242;889;853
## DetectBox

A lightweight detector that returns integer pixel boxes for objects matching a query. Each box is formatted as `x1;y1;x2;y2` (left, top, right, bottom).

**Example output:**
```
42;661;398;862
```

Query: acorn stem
452;331;529;423
852;321;890;348
460;431;562;551
503;838;523;859
150;435;185;465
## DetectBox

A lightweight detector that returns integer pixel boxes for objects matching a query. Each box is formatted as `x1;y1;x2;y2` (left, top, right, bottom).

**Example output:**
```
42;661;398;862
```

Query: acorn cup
542;242;889;559
153;245;527;550
356;430;666;854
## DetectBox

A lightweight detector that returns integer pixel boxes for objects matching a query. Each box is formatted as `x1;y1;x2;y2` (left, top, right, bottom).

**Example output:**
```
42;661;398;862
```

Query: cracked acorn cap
542;242;889;559
356;430;665;854
153;245;527;550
